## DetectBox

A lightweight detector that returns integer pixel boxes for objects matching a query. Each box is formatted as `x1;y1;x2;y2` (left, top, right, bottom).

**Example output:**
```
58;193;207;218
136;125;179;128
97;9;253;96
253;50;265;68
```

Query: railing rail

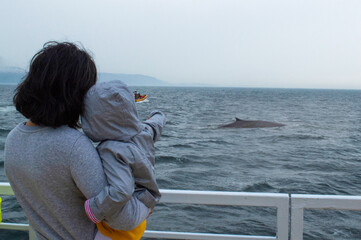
1;182;361;240
290;194;361;240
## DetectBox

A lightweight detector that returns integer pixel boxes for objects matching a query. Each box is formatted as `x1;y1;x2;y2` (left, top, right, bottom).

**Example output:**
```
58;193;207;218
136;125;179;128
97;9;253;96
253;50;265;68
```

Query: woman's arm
69;135;107;199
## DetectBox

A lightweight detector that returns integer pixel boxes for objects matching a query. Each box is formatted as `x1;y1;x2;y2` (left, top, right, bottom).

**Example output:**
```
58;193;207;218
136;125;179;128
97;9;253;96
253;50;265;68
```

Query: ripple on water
0;128;10;137
267;134;326;142
242;181;276;192
156;155;194;164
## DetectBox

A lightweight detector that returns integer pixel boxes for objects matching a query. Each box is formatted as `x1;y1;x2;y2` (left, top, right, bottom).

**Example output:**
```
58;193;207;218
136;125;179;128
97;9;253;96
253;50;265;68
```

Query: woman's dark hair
14;41;97;128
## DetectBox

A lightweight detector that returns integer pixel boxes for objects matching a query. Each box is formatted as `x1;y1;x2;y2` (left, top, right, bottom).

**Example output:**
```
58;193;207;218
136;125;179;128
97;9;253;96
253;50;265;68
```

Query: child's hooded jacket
81;80;165;227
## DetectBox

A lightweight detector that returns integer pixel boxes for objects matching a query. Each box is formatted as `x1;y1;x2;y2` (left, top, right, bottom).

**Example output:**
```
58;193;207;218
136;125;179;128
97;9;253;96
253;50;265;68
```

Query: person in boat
4;42;150;240
134;90;141;99
82;80;166;240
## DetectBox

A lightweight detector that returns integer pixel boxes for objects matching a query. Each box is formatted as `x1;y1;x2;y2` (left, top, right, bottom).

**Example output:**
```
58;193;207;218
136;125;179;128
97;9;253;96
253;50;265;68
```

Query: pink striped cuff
84;200;100;223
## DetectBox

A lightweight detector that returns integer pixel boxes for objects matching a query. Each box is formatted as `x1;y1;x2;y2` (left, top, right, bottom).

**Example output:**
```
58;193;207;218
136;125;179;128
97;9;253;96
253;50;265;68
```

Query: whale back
220;118;285;128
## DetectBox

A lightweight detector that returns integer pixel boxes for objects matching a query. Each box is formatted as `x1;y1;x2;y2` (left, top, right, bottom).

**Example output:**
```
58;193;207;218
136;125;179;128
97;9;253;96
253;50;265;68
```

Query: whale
219;118;285;128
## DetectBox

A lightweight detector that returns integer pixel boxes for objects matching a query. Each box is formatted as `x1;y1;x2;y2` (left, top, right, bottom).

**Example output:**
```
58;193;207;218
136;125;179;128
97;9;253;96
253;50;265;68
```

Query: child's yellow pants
96;219;146;240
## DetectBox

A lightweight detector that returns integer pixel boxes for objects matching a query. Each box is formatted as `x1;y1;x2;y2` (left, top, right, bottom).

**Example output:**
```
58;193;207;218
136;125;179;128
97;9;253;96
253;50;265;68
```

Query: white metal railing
1;182;361;240
290;194;361;240
0;183;288;240
0;182;37;240
144;189;289;240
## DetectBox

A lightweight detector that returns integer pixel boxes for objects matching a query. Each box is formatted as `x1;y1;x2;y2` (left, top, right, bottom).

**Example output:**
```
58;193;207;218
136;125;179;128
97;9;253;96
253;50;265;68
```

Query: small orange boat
135;94;148;102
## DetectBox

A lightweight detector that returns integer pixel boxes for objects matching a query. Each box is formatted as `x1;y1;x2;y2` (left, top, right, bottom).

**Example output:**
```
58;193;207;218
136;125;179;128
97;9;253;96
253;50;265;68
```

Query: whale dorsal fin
235;117;243;121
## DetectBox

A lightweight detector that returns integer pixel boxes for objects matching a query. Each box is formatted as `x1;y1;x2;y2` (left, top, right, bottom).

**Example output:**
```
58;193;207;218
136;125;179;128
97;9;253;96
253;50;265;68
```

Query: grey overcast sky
1;0;361;89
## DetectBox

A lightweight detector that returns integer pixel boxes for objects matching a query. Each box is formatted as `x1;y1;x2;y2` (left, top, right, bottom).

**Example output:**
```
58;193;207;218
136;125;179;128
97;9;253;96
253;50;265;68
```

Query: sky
1;0;361;89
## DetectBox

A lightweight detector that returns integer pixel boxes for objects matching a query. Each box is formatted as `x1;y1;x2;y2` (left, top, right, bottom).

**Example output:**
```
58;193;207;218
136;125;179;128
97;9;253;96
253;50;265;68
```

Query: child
81;80;166;240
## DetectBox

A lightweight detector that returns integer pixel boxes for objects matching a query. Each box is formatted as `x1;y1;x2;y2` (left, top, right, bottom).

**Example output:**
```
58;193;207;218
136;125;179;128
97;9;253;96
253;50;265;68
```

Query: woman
4;42;150;240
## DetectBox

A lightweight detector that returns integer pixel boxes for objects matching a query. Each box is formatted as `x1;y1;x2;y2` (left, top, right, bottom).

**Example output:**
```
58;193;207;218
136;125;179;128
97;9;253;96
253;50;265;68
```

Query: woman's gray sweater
4;123;149;240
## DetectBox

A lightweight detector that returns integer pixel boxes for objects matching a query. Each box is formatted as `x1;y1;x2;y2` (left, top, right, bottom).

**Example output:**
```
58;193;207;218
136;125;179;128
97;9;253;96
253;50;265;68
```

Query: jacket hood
81;80;143;142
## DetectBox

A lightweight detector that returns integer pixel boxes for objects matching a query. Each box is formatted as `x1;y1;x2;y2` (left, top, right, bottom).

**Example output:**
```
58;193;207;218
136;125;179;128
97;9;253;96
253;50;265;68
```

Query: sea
1;84;361;239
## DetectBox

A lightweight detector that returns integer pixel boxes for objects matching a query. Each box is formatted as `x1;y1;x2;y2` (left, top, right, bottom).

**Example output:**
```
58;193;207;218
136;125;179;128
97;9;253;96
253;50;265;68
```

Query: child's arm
84;142;150;230
144;110;166;142
129;144;161;209
85;192;150;231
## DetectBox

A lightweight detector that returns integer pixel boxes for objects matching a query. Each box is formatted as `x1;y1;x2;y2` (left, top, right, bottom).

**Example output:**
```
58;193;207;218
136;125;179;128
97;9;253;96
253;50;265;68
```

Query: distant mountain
98;73;167;86
0;67;25;85
0;70;167;86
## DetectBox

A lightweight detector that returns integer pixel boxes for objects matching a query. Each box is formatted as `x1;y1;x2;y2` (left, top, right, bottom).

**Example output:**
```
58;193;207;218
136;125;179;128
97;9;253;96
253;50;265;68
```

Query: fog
1;0;361;89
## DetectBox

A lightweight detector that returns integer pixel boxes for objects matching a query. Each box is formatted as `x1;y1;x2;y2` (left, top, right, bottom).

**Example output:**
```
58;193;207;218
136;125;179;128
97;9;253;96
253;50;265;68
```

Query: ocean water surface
1;84;361;239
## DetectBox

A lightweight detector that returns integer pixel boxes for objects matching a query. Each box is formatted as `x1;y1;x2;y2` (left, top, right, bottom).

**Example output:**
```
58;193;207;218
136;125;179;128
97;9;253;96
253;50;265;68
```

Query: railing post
29;227;37;240
290;194;305;240
276;195;289;240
